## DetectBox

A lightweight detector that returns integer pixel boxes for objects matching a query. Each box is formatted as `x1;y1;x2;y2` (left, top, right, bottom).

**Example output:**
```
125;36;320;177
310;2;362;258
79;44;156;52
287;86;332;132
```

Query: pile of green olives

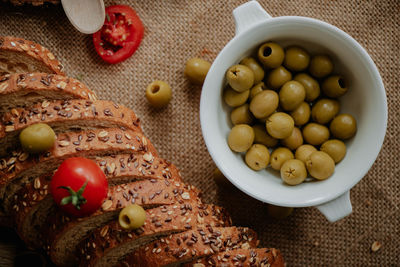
225;42;357;186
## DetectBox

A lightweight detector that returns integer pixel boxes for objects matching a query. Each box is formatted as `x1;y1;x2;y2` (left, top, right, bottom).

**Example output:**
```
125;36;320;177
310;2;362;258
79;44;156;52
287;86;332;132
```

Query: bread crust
185;248;284;267
0;128;157;208
0;36;64;75
0;73;96;113
79;203;232;267
119;227;258;267
0;99;141;156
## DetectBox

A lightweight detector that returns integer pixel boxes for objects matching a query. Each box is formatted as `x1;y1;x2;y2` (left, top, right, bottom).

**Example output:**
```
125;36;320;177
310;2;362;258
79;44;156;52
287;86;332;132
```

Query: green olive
306;151;335;180
230;104;253;125
249;90;279;119
227;124;255;152
245;144;270;171
311;98;340;124
266;112;294;139
118;204;146;230
290;102;311;126
240;57;265;84
145;80;172;108
302;123;330;146
309;55;333;78
267;204;294;219
184;58;211;85
294;73;320;102
279;80;306;111
283;46;310;72
280;159;307;185
226;64;255;92
257;42;285;69
266;66;292;90
249;82;267;100
252;124;278;147
270;147;294;171
282;127;303;150
19;123;56;153
330;114;357;140
295;144;317;164
223;87;250;107
321;139;347;163
322;75;348;98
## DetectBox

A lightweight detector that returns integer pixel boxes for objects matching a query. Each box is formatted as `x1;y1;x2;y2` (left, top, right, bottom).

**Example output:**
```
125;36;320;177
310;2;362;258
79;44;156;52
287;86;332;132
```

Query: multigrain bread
0;73;96;113
10;154;184;249
185;248;285;267
0;127;157;210
47;182;201;266
0;36;64;75
0;99;142;156
118;227;258;267
79;203;232;267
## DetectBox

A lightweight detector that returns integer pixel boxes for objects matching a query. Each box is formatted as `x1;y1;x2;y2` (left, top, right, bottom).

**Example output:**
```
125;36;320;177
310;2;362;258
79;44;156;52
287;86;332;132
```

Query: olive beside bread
118;204;146;230
145;80;172;108
19;123;56;153
223;41;357;186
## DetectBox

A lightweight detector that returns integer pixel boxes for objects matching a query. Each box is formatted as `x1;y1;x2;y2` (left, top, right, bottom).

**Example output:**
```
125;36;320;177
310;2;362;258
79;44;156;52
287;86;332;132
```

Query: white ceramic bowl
200;1;387;222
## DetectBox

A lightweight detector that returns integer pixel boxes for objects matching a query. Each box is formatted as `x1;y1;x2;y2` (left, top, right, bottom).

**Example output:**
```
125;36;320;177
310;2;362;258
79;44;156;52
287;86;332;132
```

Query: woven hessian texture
0;0;399;266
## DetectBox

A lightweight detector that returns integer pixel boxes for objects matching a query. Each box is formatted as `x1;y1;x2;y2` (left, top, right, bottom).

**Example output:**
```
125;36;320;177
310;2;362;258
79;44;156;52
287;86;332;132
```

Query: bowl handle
233;1;272;36
316;191;352;222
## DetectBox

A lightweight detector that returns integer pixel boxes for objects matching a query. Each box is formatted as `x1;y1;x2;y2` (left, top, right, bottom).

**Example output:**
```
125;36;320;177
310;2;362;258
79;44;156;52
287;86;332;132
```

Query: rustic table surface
0;0;399;266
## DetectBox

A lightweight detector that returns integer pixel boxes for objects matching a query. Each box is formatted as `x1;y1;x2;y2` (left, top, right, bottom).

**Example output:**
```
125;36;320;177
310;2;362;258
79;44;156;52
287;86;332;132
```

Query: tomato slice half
93;5;144;64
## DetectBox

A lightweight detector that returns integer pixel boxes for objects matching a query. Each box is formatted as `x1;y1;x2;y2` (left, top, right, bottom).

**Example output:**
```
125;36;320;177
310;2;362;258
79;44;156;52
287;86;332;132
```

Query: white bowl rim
200;15;388;207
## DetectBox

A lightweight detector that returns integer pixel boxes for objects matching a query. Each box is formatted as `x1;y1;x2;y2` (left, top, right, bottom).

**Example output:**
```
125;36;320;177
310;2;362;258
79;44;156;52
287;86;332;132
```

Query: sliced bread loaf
78;203;232;267
0;127;157;210
0;99;141;156
0;73;96;113
118;227;258;267
185;248;284;267
10;154;183;249
0;36;64;75
44;181;200;267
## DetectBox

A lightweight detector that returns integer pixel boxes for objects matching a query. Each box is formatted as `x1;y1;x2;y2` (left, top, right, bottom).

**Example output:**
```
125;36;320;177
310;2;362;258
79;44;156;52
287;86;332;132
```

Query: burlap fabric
0;0;399;266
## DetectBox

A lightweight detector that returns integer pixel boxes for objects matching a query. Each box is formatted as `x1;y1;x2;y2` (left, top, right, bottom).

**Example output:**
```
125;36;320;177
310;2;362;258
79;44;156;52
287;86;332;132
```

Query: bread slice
10;154;183;249
47;182;200;266
0;99;141;156
0;36;64;75
0;127;157;210
78;203;232;267
117;227;258;267
185;248;284;267
0;73;96;113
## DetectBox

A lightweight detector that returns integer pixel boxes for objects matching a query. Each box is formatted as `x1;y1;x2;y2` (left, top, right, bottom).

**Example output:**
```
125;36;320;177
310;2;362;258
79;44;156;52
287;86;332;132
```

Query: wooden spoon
61;0;105;34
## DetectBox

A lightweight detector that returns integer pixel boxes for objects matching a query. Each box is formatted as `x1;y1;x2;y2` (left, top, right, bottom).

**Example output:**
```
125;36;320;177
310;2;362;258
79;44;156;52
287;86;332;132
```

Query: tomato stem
58;181;88;210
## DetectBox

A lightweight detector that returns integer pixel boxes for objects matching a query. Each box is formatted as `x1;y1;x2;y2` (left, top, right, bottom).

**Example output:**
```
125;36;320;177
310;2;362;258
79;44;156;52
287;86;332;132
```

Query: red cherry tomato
50;157;108;217
93;5;144;64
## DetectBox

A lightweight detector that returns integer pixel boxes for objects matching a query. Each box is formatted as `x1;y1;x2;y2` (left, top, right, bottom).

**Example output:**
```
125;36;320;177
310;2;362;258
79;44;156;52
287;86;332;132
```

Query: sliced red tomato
50;157;108;217
93;5;144;64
